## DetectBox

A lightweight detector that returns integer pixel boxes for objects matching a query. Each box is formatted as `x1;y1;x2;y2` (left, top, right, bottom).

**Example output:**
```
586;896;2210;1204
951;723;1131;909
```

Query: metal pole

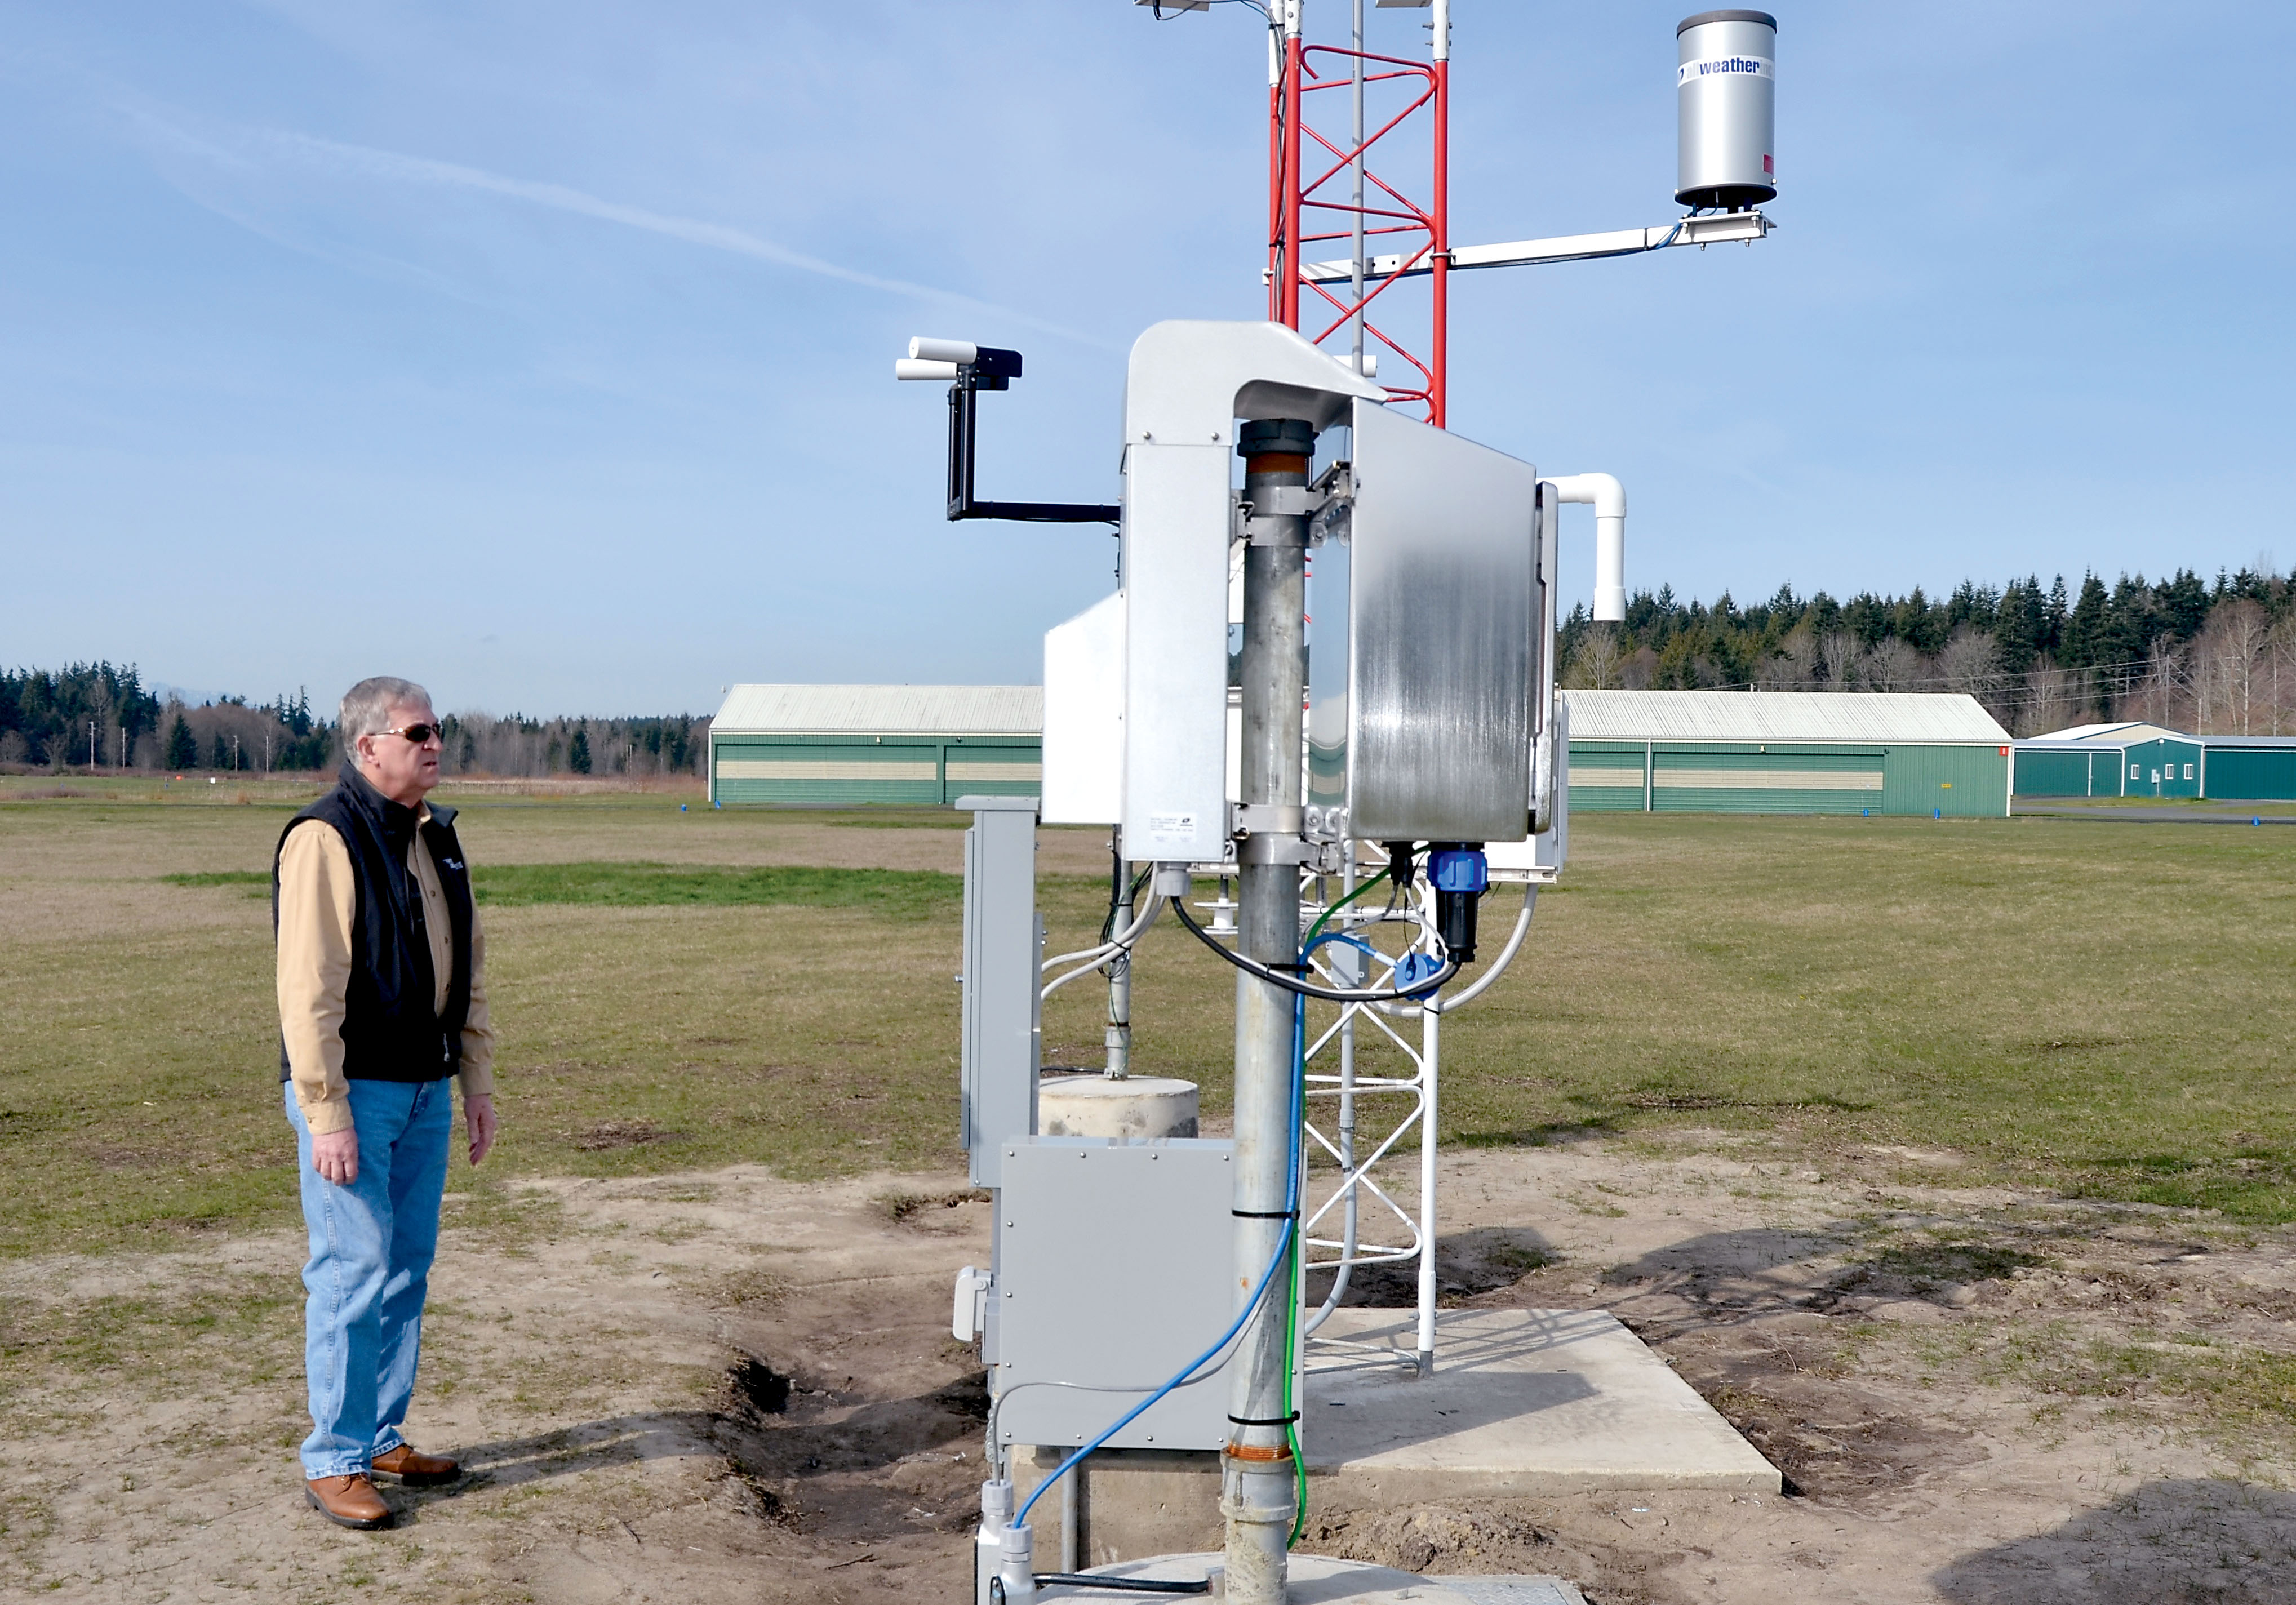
1349;0;1365;376
1428;0;1450;427
1414;998;1441;1373
1278;3;1305;330
1105;845;1133;1078
1223;418;1313;1605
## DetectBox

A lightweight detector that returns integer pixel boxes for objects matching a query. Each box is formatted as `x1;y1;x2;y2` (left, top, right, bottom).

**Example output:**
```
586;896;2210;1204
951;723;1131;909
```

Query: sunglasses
377;723;444;744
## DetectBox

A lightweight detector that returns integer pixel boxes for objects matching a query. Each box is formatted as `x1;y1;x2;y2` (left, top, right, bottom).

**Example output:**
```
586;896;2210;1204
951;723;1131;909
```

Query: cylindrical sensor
909;336;978;364
1676;10;1775;210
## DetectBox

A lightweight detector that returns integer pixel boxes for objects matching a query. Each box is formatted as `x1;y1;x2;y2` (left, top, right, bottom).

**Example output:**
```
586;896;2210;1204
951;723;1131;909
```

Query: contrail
161;113;1111;349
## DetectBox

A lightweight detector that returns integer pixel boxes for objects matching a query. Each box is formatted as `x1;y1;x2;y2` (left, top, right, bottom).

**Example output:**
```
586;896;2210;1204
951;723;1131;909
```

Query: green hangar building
2013;722;2296;801
707;685;1042;806
1562;690;2014;817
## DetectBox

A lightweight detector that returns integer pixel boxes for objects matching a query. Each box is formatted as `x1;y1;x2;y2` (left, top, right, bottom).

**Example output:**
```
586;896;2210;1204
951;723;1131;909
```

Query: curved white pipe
1431;885;1534;1015
1540;472;1626;623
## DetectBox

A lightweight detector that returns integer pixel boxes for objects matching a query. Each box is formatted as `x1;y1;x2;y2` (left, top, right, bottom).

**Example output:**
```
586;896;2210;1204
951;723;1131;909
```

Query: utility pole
1223;417;1316;1605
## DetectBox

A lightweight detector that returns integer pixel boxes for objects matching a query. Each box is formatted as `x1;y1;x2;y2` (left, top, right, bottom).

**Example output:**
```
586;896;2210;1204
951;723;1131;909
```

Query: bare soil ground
6;1134;2291;1604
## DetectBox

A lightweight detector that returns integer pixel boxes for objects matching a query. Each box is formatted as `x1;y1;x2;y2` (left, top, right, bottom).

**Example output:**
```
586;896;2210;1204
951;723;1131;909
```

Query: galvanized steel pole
1223;418;1313;1605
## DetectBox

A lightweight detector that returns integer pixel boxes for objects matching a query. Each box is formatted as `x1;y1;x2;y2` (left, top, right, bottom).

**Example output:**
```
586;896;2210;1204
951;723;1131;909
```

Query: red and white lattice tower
1265;0;1449;426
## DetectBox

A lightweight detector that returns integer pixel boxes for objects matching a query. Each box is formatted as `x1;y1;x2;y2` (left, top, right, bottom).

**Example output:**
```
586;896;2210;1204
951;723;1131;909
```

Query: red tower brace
1265;1;1450;426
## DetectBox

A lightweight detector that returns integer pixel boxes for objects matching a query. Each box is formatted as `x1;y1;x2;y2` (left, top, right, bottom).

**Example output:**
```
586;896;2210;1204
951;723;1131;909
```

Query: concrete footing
1038;1074;1199;1140
1010;1309;1778;1566
1045;1553;1586;1605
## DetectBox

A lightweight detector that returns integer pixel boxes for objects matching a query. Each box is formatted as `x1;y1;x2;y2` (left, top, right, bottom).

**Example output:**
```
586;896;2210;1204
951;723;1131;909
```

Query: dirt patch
874;1187;992;1226
5;1144;2295;1603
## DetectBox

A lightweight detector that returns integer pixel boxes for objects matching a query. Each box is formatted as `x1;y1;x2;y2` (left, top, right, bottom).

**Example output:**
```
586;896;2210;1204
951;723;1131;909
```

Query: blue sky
3;2;2289;715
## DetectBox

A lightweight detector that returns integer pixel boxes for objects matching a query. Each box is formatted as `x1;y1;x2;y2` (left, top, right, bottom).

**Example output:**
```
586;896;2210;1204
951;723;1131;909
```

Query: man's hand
465;1093;497;1167
311;1126;359;1186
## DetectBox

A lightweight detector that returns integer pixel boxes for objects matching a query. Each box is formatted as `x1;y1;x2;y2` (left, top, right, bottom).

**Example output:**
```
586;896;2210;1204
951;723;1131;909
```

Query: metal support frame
941;350;1120;526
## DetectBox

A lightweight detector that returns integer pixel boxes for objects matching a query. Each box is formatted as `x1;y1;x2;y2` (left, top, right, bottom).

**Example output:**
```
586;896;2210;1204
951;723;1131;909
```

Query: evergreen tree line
1;666;707;779
1558;565;2296;737
0;663;163;769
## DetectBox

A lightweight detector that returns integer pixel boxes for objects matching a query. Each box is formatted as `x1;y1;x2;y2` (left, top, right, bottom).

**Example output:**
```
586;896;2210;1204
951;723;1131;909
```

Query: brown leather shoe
305;1473;393;1530
370;1443;461;1486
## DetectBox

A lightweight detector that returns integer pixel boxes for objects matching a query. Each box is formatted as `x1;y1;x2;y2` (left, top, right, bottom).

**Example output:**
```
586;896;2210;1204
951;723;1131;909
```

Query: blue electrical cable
1014;983;1309;1527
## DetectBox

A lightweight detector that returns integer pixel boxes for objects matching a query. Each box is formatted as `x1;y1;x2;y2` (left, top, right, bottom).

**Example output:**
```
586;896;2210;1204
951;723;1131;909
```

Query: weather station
895;8;1785;1603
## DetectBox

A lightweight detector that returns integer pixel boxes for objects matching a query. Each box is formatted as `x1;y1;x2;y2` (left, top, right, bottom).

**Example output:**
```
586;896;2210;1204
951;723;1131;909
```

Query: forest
1557;566;2296;737
12;565;2291;776
0;665;707;779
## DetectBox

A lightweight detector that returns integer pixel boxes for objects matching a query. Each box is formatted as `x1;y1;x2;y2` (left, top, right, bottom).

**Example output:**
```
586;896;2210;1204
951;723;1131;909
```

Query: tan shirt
276;806;496;1135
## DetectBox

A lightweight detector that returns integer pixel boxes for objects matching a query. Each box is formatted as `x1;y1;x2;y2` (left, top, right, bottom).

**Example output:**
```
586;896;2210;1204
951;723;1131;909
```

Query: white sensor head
909;337;979;364
895;358;962;381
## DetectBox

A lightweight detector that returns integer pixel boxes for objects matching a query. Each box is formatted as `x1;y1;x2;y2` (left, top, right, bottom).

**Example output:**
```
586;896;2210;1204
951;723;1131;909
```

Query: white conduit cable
1040;893;1165;976
1432;884;1536;1015
1041;897;1164;1000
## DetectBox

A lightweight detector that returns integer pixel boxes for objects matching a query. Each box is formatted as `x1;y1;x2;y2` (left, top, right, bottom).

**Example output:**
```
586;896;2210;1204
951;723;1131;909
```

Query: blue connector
1428;847;1488;894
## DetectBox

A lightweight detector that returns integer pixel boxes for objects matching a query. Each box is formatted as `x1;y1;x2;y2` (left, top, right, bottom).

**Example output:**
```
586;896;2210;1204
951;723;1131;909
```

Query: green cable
1284;1008;1309;1545
1303;866;1387;947
1286;877;1387;1542
1282;869;1385;1544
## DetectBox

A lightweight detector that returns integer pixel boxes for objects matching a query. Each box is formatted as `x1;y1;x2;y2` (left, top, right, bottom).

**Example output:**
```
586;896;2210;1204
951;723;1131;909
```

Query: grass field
2;788;2292;1261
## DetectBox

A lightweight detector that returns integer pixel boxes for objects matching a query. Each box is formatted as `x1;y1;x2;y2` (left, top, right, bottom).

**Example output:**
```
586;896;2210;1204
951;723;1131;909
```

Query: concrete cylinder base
1037;1075;1200;1141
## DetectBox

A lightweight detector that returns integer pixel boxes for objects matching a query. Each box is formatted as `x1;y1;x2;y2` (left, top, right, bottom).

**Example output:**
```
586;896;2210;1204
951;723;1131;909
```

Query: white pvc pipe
910;336;978;364
1540;473;1626;623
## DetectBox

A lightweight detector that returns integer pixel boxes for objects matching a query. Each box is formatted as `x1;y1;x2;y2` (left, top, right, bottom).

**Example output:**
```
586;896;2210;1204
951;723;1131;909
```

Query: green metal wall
2012;749;2091;797
2203;746;2296;801
1656;744;1886;814
2119;737;2203;799
1882;743;2011;817
710;735;1041;806
1567;741;2007;816
1565;740;1648;812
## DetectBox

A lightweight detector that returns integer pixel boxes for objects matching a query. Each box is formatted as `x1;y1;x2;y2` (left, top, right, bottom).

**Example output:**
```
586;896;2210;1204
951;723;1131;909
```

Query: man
274;676;499;1530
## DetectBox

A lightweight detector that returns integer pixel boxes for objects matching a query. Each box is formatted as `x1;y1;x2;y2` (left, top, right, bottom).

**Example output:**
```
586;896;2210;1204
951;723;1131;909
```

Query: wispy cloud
128;108;1110;349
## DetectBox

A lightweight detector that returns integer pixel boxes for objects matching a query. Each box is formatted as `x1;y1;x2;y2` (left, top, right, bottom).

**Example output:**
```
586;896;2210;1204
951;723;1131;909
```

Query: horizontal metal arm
945;377;1120;527
1302;210;1773;283
954;499;1122;524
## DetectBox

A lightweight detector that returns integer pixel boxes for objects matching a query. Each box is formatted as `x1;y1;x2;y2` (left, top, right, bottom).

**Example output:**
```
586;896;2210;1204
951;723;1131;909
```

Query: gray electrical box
960;796;1041;1189
993;1137;1238;1452
1345;397;1539;842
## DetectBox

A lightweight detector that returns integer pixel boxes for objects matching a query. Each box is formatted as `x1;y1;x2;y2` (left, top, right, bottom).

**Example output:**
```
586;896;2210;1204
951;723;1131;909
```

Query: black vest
273;763;475;1083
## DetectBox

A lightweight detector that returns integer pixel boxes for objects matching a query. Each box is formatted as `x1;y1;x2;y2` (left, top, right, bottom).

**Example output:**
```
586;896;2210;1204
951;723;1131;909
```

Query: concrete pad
1302;1309;1780;1496
1049;1553;1504;1605
1435;1579;1588;1605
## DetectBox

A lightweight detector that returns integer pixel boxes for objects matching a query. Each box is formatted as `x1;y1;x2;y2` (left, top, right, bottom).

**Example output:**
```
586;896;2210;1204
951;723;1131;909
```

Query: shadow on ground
1931;1479;2296;1603
1305;1226;1556;1309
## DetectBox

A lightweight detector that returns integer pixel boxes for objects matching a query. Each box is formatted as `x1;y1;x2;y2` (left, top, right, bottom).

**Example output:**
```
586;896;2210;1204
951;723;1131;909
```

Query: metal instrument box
1345;398;1539;842
992;1137;1238;1452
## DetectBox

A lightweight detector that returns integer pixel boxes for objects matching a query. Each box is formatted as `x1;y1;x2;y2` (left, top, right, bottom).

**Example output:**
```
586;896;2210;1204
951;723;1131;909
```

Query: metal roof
2027;721;2192;745
710;684;1043;736
2023;722;2296;748
1561;690;2010;744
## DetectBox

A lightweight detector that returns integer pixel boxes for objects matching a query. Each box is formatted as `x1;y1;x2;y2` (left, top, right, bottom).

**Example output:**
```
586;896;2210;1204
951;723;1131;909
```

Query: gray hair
340;677;433;751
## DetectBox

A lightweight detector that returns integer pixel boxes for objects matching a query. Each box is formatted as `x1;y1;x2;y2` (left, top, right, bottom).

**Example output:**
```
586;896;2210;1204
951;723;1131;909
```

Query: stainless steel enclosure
1676;9;1777;210
1344;398;1539;842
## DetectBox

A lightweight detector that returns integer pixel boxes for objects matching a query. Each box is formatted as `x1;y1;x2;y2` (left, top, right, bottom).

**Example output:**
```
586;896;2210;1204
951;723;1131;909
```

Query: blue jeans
285;1078;454;1479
